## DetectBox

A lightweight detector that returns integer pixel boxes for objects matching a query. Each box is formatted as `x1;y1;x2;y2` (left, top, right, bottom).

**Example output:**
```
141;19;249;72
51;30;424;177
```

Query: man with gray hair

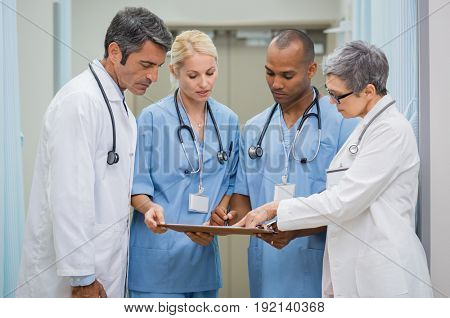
17;7;172;298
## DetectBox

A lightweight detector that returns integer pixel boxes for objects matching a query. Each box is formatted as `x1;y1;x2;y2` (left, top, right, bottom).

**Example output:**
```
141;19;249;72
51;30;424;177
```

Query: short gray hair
104;7;173;65
323;41;389;95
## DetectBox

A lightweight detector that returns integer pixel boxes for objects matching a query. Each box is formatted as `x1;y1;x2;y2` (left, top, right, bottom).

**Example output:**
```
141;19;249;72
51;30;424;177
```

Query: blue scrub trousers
129;289;218;298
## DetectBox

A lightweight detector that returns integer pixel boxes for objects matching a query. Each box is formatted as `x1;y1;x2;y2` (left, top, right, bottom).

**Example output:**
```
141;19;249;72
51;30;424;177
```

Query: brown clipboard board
157;223;275;235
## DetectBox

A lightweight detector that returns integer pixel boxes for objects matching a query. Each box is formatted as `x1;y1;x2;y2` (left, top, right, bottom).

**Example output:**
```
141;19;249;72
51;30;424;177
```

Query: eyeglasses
326;89;353;104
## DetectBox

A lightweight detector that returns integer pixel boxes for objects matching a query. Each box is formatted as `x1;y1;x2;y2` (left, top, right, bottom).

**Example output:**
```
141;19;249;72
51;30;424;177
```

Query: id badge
274;183;295;201
189;193;209;213
326;167;349;189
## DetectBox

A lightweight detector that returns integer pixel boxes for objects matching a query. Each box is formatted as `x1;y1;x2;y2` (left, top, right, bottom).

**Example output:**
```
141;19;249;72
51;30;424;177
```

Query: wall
70;0;341;107
70;0;341;69
17;0;55;211
424;0;450;298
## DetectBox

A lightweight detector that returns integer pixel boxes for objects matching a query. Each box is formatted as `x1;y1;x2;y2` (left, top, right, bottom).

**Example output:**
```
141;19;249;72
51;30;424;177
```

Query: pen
224;209;230;227
228;141;233;157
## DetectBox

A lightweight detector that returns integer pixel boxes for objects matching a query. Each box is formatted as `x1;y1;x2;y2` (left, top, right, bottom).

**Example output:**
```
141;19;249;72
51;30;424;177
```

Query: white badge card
189;193;209;213
326;167;348;188
274;183;296;201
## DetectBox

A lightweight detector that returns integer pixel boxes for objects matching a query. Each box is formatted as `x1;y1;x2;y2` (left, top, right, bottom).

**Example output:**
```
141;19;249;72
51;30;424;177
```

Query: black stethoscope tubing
348;99;396;155
248;86;321;162
173;88;228;166
89;63;119;165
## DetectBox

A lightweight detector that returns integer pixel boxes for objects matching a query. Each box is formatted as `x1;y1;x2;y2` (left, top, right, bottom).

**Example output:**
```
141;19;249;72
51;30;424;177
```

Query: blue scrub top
234;96;358;297
129;94;240;294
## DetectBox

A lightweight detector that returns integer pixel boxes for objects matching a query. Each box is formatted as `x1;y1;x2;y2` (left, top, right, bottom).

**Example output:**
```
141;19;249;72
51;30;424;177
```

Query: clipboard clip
256;218;278;234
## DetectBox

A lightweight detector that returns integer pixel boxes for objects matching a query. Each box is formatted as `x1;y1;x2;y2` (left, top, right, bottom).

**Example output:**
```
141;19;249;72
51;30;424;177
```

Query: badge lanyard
178;92;210;213
274;89;318;201
274;106;296;201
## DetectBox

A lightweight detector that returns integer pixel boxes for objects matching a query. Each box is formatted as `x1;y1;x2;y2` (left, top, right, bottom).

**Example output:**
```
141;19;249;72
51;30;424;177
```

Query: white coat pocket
355;246;408;297
93;221;128;297
326;167;348;188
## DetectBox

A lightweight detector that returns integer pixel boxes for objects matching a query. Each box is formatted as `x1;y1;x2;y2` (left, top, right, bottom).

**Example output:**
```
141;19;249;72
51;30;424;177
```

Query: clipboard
157;223;275;235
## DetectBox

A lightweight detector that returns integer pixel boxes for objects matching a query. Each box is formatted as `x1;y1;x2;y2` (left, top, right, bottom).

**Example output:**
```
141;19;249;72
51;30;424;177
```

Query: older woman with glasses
237;41;433;298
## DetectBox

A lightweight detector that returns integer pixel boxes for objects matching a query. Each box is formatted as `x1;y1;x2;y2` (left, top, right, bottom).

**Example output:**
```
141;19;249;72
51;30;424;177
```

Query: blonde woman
128;30;239;298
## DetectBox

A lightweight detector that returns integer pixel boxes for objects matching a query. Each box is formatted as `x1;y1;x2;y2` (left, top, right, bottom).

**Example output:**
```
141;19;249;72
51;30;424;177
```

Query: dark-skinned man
211;29;358;297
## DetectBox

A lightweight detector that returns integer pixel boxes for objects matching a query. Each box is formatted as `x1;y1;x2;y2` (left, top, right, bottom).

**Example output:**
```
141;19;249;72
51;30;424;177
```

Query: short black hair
273;29;315;63
104;7;173;65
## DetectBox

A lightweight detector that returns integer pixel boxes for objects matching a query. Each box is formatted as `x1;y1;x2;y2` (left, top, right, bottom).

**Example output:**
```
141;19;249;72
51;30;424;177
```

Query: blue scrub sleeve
232;129;250;196
71;274;96;287
337;117;359;151
225;119;240;195
132;110;155;198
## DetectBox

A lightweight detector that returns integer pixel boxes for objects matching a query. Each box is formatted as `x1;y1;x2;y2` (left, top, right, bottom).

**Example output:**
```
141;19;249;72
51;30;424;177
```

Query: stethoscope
248;86;322;164
174;88;228;174
348;100;396;155
89;63;119;165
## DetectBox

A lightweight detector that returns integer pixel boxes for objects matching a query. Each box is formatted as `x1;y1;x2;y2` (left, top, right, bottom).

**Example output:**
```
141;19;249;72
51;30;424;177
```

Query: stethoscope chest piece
174;88;228;171
248;145;263;159
348;144;359;155
217;150;228;164
107;150;120;165
248;86;322;163
347;99;396;156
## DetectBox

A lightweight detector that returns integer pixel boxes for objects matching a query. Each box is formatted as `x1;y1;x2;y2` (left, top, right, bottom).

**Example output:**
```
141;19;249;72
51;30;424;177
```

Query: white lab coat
277;95;433;297
16;61;137;297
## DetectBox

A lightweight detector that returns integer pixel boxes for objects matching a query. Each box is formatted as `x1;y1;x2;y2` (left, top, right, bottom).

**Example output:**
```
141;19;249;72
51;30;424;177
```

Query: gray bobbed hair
323;40;389;95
